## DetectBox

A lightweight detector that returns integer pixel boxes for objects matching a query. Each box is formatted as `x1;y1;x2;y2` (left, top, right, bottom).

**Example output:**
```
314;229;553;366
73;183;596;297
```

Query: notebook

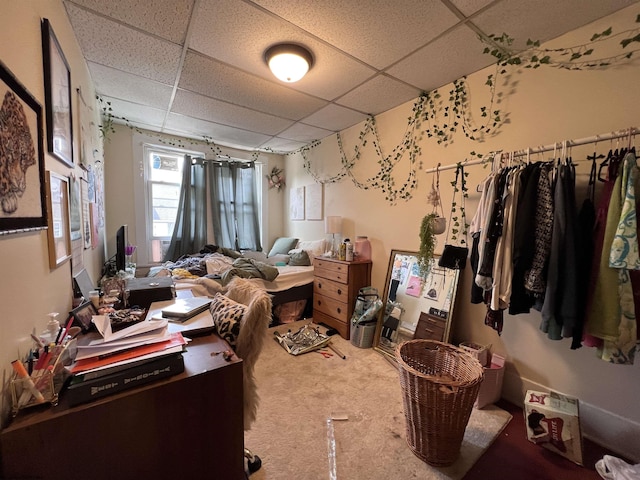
161;296;212;320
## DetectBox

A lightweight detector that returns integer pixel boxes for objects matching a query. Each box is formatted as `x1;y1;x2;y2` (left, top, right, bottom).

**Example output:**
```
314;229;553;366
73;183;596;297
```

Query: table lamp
325;216;342;258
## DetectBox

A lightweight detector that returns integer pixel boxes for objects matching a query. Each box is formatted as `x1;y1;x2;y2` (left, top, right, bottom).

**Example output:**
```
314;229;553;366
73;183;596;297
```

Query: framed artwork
81;177;91;249
46;171;72;268
70;301;97;332
0;61;47;235
290;186;305;220
69;174;81;241
42;18;74;167
305;183;323;220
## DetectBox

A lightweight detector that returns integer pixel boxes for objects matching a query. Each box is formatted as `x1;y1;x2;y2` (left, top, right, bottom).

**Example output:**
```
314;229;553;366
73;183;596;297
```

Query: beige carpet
245;320;512;480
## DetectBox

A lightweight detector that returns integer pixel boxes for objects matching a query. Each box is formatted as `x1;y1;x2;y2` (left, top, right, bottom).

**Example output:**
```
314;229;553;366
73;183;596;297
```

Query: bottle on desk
345;239;354;262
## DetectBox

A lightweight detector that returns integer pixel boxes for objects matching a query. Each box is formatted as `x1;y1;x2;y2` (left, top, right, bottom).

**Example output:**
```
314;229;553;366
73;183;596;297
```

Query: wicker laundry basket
395;339;485;466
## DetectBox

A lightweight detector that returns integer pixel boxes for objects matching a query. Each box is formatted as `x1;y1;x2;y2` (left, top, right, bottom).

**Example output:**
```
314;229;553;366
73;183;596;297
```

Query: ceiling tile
100;96;167;128
276;123;334;143
387;24;493;92
65;2;182;84
259;137;308;153
472;0;638;50
253;0;460;69
302;104;369;131
336;75;422;115
179;51;328;120
449;0;497;17
88;63;174;109
171;90;295;135
188;0;376;100
65;0;193;44
164;113;273;149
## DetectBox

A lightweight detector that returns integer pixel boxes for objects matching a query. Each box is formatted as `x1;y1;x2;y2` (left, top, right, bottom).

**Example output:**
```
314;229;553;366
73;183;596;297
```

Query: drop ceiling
63;0;638;154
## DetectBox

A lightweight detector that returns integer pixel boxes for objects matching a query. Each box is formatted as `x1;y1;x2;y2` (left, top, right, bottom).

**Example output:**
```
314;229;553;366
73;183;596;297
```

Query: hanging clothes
491;167;523;311
603;150;639;364
571;156;598;349
509;163;542;315
585;150;637;364
540;161;578;340
469;173;495;304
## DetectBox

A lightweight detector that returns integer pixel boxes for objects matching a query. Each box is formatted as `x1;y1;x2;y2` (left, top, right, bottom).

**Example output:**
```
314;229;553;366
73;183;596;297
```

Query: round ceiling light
264;43;314;83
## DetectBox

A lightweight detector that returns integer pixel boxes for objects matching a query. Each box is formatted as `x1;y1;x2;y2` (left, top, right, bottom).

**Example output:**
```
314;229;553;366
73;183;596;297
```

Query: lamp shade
325;216;342;235
265;44;314;83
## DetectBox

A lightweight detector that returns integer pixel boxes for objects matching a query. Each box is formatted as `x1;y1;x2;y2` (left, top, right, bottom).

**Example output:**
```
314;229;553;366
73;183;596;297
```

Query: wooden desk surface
1;333;245;480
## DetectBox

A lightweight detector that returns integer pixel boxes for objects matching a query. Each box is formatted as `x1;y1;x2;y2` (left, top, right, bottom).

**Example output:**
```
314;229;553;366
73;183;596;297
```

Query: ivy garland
298;15;640;205
96;96;263;162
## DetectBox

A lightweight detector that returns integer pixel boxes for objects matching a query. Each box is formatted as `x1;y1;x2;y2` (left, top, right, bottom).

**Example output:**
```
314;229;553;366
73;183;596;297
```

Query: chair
217;277;272;475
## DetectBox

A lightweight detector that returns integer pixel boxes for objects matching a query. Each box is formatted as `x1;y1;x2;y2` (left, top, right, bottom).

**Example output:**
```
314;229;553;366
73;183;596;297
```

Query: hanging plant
418;213;438;282
266;167;285;191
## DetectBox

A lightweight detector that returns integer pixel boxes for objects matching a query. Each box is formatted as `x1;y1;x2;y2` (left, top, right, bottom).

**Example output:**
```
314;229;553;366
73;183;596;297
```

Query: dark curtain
209;160;261;251
163;155;207;261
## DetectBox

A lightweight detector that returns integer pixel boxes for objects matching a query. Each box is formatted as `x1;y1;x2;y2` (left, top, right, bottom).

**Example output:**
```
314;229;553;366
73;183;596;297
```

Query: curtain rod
425;127;638;174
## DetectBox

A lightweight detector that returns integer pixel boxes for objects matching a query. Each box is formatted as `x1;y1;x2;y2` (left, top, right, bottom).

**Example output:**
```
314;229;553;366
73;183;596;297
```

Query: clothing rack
425;127;638;174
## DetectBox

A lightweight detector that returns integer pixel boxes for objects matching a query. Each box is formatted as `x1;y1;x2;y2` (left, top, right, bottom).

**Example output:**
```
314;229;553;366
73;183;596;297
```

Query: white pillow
295;239;326;257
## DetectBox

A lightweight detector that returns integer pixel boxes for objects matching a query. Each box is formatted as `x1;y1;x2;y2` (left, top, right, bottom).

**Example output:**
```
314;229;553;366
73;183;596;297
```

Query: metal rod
424;127;638;173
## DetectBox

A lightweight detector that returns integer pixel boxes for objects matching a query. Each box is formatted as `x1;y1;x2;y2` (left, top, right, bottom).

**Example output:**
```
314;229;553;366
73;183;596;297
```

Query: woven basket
395;339;485;466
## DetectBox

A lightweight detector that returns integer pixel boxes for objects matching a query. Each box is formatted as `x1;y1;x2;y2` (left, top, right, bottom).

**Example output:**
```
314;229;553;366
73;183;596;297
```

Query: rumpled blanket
220;258;279;286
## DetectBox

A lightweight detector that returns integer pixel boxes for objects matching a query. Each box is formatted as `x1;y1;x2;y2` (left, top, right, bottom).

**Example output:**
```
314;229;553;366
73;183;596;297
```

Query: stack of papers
69;315;187;376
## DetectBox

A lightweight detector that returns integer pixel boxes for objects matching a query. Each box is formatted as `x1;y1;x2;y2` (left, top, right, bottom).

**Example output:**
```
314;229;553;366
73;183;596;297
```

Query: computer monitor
115;225;127;272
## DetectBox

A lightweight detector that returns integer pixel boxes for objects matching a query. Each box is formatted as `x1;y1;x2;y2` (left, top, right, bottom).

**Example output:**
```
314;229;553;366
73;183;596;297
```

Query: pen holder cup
10;368;57;416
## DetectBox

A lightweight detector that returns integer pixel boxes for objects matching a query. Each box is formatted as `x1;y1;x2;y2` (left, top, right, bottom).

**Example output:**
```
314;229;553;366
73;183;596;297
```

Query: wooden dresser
313;257;372;339
413;311;450;342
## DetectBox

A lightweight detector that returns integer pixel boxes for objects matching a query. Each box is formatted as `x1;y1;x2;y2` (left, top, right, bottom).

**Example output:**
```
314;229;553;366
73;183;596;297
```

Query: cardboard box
474;353;505;408
524;390;583;465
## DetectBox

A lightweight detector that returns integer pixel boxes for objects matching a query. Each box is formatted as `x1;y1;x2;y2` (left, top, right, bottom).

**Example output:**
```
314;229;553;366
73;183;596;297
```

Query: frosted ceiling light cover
265;44;314;83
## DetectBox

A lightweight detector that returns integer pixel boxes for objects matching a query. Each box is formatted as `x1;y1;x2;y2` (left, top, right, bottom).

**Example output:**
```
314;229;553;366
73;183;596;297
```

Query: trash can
395;340;485;466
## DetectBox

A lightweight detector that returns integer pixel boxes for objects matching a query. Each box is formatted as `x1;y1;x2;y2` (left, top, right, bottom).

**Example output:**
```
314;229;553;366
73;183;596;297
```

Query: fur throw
224;277;272;430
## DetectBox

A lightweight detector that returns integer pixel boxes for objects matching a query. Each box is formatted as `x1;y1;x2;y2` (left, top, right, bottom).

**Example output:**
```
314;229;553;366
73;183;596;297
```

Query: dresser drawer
313;259;349;283
313;293;349;323
314;278;348;303
413;312;446;341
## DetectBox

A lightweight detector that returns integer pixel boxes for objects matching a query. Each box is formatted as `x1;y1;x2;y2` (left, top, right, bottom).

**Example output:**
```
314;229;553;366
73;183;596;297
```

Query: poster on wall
305;183;323;220
290;186;304;220
81;178;91;249
0;60;47;235
69;175;82;241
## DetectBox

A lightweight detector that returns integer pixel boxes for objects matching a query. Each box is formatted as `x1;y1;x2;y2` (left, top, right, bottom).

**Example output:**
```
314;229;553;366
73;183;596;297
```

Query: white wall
0;0;104;426
285;5;640;461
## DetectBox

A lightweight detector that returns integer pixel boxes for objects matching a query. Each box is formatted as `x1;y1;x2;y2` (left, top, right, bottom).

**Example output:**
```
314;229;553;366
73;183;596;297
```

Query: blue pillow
268;237;298;257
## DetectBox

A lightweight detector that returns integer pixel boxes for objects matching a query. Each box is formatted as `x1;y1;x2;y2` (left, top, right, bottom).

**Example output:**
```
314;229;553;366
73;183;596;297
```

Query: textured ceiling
64;0;638;153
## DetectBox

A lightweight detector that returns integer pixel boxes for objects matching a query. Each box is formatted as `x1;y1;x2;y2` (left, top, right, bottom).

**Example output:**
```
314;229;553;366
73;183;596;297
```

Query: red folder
70;332;187;374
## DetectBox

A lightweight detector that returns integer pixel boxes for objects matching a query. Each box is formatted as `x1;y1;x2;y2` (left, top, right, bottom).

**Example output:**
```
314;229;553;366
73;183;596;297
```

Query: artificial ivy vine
299;14;640;205
96;96;263;162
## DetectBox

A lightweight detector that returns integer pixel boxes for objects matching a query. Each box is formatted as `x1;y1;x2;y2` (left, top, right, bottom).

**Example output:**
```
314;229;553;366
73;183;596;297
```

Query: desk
0;334;244;480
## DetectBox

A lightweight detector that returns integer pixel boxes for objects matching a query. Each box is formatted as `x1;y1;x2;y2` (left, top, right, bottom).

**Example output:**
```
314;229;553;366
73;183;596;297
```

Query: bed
146;238;325;324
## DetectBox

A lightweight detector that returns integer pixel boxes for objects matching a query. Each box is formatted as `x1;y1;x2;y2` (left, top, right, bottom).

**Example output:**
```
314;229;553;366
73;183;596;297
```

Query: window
134;141;264;264
147;149;184;262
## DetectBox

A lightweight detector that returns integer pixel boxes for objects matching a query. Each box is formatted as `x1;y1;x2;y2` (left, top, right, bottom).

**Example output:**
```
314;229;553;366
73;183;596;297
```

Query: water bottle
345;238;354;261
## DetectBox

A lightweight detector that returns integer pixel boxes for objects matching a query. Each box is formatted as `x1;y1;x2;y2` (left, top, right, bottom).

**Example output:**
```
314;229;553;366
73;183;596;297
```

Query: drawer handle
424;328;434;333
318;282;322;290
337;289;342;295
337;307;341;314
317;300;322;307
427;319;438;325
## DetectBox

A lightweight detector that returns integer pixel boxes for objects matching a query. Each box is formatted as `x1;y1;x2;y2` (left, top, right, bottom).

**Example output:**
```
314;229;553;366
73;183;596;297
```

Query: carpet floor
245;320;512;480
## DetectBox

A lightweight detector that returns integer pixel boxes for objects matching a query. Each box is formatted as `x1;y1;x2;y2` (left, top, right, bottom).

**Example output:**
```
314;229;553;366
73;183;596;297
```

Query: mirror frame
373;249;461;360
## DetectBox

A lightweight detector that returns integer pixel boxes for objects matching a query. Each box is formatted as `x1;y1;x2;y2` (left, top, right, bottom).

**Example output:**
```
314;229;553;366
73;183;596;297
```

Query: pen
11;360;45;405
327;342;346;360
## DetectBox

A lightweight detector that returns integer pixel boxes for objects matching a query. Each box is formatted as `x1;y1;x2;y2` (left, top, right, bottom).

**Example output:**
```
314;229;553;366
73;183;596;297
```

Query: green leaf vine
298;13;639;205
